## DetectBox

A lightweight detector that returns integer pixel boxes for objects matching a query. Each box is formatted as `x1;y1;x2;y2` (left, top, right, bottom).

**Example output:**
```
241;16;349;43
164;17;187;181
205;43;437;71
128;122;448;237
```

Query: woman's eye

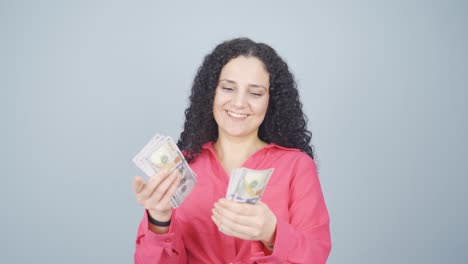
250;92;263;97
222;87;234;91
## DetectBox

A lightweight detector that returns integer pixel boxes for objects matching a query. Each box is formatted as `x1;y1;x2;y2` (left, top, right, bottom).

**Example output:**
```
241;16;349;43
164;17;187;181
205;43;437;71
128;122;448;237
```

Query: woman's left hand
211;198;277;247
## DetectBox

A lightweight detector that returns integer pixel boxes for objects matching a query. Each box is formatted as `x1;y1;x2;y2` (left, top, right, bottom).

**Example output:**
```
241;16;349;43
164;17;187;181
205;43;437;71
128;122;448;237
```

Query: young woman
132;38;331;263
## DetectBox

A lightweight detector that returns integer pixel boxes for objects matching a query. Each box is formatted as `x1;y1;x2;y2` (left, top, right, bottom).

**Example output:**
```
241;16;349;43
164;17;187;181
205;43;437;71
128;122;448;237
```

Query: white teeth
227;111;248;118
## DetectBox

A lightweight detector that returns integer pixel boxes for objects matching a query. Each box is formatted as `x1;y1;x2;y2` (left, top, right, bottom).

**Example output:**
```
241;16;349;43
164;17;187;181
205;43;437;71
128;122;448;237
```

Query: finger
149;169;179;202
139;169;172;199
212;206;252;228
211;214;226;234
211;213;256;239
156;171;182;209
213;202;251;226
146;170;180;206
217;199;256;216
132;176;145;194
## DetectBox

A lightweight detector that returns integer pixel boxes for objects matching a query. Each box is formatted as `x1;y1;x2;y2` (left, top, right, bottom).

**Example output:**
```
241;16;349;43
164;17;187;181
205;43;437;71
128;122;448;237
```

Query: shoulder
261;144;320;194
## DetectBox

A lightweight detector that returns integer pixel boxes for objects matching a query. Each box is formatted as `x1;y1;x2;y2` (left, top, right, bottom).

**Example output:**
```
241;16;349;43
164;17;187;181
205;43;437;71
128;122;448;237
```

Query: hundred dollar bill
133;134;197;208
226;167;274;204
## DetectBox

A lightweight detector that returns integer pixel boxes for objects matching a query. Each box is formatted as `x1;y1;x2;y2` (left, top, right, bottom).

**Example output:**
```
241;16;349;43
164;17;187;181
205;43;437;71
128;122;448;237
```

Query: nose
232;90;247;108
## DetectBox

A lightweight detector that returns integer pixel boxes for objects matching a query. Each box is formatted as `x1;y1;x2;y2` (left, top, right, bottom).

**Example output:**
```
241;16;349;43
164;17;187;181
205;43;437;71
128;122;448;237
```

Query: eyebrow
219;79;268;90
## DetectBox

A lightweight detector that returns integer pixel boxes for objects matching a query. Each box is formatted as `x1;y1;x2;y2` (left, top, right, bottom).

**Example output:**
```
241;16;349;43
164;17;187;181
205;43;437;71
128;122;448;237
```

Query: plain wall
2;0;467;263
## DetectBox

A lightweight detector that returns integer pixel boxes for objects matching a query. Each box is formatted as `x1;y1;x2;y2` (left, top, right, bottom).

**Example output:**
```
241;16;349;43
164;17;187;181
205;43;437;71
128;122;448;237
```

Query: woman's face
213;56;270;140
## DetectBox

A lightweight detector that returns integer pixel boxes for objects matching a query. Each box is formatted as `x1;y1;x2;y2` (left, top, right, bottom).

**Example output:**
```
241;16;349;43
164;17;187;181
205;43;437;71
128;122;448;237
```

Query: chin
221;127;258;139
225;131;248;138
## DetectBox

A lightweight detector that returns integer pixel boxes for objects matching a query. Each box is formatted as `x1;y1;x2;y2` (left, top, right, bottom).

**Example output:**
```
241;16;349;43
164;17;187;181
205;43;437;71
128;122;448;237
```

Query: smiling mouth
226;110;249;119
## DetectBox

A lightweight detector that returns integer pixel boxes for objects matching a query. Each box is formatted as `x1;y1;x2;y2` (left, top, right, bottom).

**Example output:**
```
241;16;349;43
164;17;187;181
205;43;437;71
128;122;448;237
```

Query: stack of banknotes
133;133;275;207
226;167;274;204
132;134;197;208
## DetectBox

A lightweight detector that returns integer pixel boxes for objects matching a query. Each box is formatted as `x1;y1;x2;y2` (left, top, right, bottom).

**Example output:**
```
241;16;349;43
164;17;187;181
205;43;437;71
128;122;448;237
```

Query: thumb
256;200;268;208
132;176;145;194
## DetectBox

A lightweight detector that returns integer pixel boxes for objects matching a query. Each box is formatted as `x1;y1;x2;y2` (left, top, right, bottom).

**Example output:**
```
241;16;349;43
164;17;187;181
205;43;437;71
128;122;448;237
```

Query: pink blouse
134;142;331;263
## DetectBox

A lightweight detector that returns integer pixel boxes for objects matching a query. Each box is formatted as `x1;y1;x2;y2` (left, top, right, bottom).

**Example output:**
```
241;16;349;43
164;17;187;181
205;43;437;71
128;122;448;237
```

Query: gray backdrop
2;0;467;263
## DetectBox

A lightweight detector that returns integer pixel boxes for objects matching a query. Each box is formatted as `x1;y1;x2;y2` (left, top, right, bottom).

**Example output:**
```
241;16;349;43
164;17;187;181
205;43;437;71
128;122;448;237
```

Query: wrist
262;217;277;249
262;234;275;249
148;213;171;227
147;209;172;223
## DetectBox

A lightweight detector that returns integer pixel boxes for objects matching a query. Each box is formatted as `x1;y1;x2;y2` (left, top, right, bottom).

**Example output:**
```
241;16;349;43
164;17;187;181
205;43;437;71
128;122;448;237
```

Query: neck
213;133;267;169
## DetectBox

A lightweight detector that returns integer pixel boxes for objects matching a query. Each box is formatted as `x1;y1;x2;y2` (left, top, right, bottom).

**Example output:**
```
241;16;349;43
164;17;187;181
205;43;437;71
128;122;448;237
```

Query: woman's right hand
132;169;181;222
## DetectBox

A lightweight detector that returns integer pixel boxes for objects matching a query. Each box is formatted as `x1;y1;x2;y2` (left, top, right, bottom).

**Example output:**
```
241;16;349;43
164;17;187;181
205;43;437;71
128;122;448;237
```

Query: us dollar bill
133;134;197;208
226;167;274;204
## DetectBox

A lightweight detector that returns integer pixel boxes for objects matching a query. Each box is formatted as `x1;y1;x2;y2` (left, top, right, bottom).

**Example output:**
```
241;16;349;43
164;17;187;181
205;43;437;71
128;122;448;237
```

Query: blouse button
164;238;172;243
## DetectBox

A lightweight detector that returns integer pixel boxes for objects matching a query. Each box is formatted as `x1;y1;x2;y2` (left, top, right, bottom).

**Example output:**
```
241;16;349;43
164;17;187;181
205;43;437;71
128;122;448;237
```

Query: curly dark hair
177;37;314;162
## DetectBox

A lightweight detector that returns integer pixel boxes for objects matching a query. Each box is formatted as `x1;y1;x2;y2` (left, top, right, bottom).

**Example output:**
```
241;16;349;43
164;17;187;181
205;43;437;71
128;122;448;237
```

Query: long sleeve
134;210;187;264
250;155;331;263
132;143;331;263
